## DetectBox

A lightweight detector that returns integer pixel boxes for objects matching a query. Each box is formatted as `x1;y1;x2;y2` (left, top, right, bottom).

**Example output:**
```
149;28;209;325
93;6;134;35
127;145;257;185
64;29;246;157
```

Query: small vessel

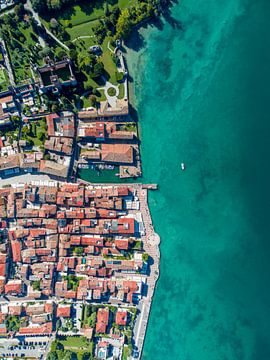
181;163;185;171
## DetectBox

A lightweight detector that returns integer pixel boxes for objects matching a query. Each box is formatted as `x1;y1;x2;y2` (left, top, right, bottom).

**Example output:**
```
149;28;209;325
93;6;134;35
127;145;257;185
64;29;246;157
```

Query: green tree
48;0;61;10
78;53;96;72
69;49;78;62
31;280;41;291
47;351;58;360
142;253;149;263
73;246;84;256
92;62;104;79
51;104;60;113
6;316;20;332
57;50;67;60
88;311;97;327
50;18;59;30
89;95;97;108
31;0;47;12
38;46;52;59
14;4;24;18
55;341;64;351
82;353;92;360
64;350;76;360
116;9;132;39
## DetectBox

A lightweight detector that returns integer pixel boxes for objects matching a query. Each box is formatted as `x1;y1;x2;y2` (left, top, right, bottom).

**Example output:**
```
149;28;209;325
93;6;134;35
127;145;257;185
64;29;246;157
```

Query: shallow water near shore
124;0;270;359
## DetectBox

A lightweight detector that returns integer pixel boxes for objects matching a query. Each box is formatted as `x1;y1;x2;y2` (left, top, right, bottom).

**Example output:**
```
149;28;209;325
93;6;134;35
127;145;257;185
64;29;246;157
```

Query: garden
48;336;94;360
0;67;9;92
21;118;48;147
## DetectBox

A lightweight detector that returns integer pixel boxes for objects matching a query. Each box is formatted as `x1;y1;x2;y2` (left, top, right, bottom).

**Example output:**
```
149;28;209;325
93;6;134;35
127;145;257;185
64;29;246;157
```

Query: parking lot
0;342;47;359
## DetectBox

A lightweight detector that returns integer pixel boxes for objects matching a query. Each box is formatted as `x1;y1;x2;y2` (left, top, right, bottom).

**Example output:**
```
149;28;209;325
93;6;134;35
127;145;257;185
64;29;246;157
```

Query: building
46;111;75;138
39;159;69;178
0;153;20;176
44;137;73;155
101;144;134;164
34;57;77;94
20;152;43;172
0;94;17;126
56;304;71;318
115;309;127;326
78;99;129;122
96;308;109;334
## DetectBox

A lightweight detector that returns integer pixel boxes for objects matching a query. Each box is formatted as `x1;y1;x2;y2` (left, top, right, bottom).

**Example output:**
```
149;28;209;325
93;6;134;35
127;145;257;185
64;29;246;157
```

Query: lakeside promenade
132;187;160;359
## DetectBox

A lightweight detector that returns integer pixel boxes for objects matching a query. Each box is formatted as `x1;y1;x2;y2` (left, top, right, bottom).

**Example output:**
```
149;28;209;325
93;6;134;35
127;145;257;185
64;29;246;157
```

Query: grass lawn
0;67;9;91
60;336;89;348
118;83;125;99
22;119;48;147
53;337;94;360
97;88;106;101
60;4;105;26
82;95;92;108
66;20;98;41
0;68;6;84
41;0;132;27
101;51;117;84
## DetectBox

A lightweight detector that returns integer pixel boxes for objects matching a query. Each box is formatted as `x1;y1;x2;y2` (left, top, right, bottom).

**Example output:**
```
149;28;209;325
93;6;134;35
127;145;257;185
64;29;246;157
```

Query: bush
116;71;124;82
107;87;116;97
142;253;149;263
92;62;104;79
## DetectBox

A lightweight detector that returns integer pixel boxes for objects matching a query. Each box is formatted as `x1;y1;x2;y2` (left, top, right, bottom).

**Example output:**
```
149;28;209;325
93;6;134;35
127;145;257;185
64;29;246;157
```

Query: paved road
72;35;94;43
0;173;52;186
25;0;69;51
0;346;46;359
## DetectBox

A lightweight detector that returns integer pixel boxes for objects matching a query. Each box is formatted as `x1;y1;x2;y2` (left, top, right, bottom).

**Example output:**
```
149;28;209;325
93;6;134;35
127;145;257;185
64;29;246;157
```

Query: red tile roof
44;302;53;314
116;310;127;326
96;308;109;333
0;254;6;264
0;264;5;277
81;236;104;247
46;113;58;136
4;280;22;295
19;322;52;335
115;239;129;250
56;304;71;318
11;240;21;262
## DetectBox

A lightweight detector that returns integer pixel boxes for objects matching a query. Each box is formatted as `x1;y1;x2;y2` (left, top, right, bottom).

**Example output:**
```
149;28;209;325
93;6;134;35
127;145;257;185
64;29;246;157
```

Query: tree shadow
162;7;183;30
127;73;134;83
129;103;139;122
93;74;106;86
125;28;145;52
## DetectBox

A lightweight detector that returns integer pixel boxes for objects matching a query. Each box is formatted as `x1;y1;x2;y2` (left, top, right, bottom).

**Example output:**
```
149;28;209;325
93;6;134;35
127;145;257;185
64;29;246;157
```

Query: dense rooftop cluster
0;182;149;358
0;183;146;302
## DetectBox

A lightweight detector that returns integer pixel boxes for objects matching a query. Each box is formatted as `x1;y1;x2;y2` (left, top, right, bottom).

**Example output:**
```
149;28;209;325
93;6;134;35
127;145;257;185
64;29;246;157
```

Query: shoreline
124;25;161;360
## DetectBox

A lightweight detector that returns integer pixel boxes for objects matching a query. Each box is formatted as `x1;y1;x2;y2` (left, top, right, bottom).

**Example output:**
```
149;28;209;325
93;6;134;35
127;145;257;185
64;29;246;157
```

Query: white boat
181;163;185;171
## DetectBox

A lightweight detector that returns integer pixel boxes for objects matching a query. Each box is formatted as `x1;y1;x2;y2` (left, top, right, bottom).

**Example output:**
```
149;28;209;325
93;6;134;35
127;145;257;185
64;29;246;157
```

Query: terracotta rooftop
101;144;134;164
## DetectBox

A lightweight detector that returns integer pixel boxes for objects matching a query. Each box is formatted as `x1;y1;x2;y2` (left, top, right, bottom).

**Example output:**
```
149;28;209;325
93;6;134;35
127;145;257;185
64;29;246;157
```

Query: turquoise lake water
81;0;270;358
126;0;270;359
